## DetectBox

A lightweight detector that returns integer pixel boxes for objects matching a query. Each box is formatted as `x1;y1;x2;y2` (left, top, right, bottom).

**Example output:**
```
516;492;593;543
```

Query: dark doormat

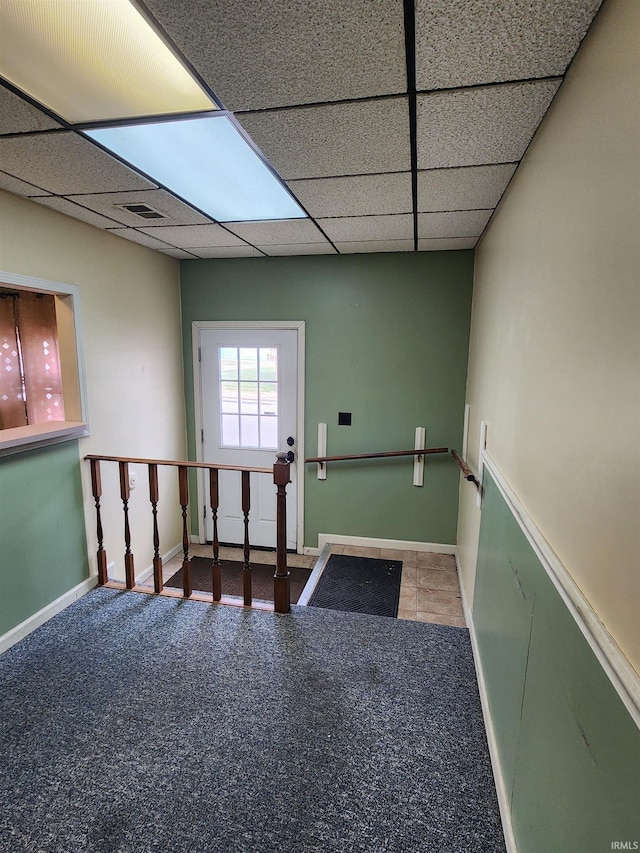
165;556;311;604
307;554;402;617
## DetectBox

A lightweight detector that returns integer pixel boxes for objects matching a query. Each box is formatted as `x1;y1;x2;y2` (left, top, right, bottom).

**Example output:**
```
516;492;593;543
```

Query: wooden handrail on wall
305;446;449;468
451;449;480;488
85;453;291;613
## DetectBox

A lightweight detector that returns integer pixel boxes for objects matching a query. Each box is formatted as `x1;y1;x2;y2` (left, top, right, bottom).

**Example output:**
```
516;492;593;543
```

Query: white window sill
0;421;89;456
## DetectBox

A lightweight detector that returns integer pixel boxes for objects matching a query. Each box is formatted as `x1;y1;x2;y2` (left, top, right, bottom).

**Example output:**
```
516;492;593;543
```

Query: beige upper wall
0;190;187;577
458;0;640;671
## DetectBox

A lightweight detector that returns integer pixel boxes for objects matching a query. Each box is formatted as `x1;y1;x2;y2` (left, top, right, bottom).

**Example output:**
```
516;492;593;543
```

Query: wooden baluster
210;468;221;601
178;466;191;597
90;458;108;585
273;453;291;614
242;470;252;606
119;461;135;589
148;463;163;593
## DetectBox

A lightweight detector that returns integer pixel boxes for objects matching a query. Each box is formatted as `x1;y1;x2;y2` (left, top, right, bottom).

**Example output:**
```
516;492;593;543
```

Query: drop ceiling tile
159;248;199;259
31;196;123;228
417;164;517;211
0;169;50;196
418;237;477;251
0;86;62;134
0;132;155;194
415;0;602;90
107;228;175;250
263;243;337;256
416;80;561;169
225;219;325;246
64;189;213;227
135;224;247;249
418;210;492;239
190;246;265;259
318;214;413;243
288;173;412;218
239;98;411;180
335;240;415;254
143;0;406;110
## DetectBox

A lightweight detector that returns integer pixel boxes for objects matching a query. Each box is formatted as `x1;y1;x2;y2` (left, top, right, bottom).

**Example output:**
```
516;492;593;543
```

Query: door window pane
221;413;240;446
240;415;259;447
260;415;278;448
220;381;238;413
218;345;279;449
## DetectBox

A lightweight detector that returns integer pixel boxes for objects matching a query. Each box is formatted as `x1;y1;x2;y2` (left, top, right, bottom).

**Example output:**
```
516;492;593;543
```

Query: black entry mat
166;556;311;604
307;554;402;617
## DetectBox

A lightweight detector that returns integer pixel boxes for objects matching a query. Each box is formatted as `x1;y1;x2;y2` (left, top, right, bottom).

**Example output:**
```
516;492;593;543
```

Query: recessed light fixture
86;115;306;223
0;0;217;122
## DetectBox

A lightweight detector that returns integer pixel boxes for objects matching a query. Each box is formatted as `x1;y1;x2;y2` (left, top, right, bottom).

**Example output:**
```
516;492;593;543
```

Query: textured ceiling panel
190;246;265;259
334;239;415;254
0;85;62;134
0;132;155;194
415;0;602;90
225;219;327;246
418;210;492;238
417;80;561;169
239;98;411;180
143;0;406;110
418;237;477;251
64;189;212;227
159;248;198;259
189;243;264;258
417;164;518;211
263;243;337;256
288;173;412;218
106;228;175;250
0;169;49;196
319;214;413;243
30;196;122;228
135;224;247;249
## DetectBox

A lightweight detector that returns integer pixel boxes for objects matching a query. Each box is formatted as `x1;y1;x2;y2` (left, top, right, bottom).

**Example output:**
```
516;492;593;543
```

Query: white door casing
193;321;304;551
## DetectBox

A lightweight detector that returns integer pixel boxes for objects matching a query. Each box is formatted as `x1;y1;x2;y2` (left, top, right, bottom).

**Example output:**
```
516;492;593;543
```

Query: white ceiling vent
117;202;167;220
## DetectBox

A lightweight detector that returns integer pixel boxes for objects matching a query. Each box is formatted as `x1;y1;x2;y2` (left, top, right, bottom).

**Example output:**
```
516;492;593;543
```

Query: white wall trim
482;450;640;728
191;320;305;554
0;575;98;655
317;533;456;554
455;551;518;853
136;543;182;584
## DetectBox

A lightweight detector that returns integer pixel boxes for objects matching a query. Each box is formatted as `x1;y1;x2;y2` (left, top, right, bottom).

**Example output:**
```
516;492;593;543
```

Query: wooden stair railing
450;449;480;488
305;446;449;468
85;453;292;613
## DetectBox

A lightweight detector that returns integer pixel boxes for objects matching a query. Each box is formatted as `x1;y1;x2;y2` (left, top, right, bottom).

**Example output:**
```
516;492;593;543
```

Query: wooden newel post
273;452;291;614
90;458;108;585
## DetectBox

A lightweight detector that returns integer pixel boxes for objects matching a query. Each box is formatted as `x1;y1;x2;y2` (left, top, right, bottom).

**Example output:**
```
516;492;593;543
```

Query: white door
199;326;299;549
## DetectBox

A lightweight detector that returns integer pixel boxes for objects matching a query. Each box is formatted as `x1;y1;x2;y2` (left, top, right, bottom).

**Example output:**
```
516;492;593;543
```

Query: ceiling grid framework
0;0;604;258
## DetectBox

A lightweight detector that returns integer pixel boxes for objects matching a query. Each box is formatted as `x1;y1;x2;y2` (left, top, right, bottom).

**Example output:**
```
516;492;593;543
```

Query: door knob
286;436;295;446
286;450;295;463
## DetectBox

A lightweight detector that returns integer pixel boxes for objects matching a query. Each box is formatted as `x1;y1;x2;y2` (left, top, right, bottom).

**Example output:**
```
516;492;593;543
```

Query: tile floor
329;544;466;628
156;543;466;628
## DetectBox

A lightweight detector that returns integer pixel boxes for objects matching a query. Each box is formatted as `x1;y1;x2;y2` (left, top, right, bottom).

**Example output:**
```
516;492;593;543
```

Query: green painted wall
474;472;640;852
0;441;89;636
180;252;473;548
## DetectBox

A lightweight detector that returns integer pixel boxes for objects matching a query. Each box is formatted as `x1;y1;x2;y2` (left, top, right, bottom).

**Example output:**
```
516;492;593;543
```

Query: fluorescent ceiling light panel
85;116;306;222
0;0;216;122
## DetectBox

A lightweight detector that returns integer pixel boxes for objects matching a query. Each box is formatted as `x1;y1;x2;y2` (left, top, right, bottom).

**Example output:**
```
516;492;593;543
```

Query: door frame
192;320;305;553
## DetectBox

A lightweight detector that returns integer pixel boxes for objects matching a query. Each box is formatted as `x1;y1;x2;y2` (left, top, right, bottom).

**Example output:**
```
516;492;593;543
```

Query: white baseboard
455;552;518;853
135;544;183;584
0;575;98;656
317;533;456;554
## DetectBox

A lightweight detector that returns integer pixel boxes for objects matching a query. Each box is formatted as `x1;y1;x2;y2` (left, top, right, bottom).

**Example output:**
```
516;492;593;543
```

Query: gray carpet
0;588;505;853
